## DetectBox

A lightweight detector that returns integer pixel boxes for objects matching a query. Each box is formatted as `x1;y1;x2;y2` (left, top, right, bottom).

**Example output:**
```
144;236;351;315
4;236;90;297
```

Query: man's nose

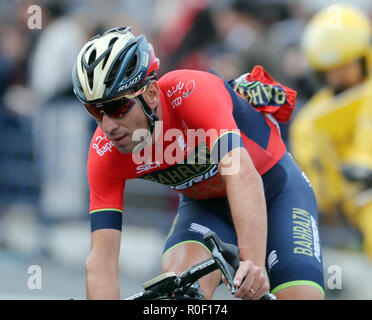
101;114;120;135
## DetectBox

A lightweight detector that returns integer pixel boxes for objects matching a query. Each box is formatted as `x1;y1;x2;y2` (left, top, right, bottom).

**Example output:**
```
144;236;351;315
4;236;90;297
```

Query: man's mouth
109;133;129;145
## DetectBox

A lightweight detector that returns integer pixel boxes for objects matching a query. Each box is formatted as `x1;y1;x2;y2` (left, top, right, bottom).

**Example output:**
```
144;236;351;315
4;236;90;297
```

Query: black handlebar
204;231;276;300
204;231;239;294
204;231;240;270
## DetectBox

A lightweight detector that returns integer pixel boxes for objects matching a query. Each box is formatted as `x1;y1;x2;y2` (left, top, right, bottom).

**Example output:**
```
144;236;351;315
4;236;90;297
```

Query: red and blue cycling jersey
87;69;290;231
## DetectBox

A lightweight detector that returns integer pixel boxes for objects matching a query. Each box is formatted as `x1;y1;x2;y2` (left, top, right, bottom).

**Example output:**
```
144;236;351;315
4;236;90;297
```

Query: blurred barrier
0;107;40;210
33;99;90;220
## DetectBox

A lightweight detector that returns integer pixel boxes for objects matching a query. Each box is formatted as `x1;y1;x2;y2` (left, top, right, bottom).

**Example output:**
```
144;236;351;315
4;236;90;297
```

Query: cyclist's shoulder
159;69;223;88
158;69;228;115
87;126;132;175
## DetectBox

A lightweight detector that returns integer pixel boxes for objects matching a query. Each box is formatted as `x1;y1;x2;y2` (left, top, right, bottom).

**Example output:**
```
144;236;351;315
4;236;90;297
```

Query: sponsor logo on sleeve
168;79;196;109
92;135;113;157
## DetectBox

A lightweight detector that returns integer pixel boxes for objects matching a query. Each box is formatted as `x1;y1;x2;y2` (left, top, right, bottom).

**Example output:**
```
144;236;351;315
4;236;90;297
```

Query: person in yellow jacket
290;3;372;258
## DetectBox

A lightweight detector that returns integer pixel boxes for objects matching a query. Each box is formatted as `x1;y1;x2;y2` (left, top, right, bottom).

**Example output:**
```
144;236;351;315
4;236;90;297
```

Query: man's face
323;59;365;93
97;99;149;154
97;81;160;154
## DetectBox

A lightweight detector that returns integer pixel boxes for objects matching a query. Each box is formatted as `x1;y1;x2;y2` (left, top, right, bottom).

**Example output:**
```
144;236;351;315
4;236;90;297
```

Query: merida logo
267;250;279;272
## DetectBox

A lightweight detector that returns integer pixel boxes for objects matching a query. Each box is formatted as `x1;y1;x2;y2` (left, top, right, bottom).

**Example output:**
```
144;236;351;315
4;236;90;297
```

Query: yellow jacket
290;80;372;215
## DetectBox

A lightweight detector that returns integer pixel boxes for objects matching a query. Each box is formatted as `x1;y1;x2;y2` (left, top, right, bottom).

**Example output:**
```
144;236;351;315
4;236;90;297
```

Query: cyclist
290;4;372;258
72;26;324;300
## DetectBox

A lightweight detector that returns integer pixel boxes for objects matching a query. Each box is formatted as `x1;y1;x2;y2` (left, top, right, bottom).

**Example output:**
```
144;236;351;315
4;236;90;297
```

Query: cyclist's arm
86;229;121;299
86;131;126;299
218;148;269;299
218;147;267;268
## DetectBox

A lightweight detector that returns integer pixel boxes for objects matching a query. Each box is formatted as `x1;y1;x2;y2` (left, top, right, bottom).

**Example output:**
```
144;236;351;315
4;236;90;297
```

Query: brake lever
204;235;238;294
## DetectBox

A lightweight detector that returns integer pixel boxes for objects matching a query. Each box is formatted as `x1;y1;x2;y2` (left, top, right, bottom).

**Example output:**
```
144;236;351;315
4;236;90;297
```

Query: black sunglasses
84;83;149;121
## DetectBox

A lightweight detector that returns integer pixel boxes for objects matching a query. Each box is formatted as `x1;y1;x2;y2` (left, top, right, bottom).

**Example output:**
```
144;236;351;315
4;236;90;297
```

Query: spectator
290;4;372;258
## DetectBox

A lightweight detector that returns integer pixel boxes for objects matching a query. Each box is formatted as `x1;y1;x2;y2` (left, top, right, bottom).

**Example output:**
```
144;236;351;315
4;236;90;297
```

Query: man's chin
113;137;149;154
115;144;134;154
110;134;135;154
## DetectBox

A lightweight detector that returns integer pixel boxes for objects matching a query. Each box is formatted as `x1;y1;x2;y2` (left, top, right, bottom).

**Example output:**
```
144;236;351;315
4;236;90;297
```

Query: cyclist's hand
232;260;270;300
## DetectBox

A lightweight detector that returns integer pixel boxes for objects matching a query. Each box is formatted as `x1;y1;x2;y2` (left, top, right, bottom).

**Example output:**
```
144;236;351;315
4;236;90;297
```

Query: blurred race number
27;265;42;290
27;5;42;30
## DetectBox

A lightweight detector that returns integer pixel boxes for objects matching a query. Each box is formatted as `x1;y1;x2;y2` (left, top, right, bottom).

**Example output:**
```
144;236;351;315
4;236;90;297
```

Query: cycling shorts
163;152;325;296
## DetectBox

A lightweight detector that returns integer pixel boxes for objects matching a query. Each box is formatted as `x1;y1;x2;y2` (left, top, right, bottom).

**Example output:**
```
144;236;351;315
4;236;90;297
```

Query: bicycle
124;231;277;300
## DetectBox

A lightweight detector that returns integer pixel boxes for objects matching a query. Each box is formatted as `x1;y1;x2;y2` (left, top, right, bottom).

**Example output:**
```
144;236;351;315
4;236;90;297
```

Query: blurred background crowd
1;0;372;299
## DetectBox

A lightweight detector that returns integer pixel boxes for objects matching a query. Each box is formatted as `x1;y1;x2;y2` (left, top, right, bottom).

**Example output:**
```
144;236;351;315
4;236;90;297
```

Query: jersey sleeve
167;70;245;164
87;129;126;232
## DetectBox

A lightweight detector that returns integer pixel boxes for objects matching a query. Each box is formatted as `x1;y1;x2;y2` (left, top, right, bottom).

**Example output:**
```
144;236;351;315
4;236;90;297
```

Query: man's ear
143;80;160;110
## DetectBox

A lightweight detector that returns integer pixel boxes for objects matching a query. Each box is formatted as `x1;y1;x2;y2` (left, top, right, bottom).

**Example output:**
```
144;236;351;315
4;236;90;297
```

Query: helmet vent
124;52;138;80
87;49;97;90
102;37;118;70
105;58;121;87
88;73;94;91
109;37;119;47
105;47;138;89
88;49;96;66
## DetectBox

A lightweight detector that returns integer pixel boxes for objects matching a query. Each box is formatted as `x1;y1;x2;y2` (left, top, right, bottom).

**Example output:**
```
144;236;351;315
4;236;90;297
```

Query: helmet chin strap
137;94;158;134
133;94;159;153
